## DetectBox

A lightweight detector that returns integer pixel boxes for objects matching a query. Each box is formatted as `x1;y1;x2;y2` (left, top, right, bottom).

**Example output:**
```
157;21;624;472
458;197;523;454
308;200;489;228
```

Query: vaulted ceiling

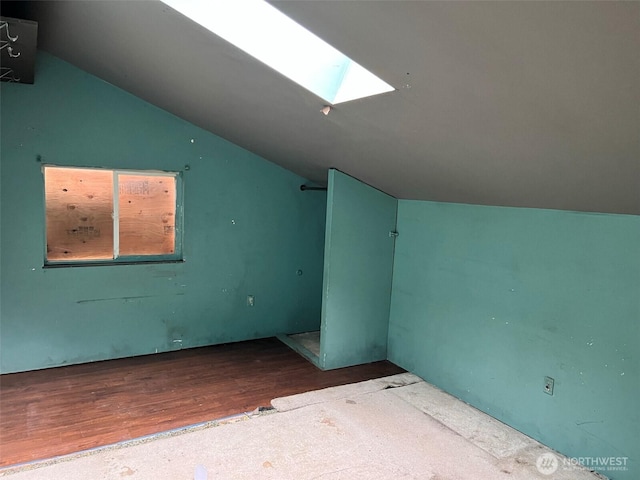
6;1;640;214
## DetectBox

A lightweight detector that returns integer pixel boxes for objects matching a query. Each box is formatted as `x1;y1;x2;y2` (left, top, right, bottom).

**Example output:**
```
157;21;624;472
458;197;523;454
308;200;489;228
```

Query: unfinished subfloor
0;373;606;480
287;330;321;357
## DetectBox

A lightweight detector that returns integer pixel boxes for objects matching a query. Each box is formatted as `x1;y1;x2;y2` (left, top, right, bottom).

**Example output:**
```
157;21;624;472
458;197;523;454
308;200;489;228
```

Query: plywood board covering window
118;174;176;256
44;166;180;263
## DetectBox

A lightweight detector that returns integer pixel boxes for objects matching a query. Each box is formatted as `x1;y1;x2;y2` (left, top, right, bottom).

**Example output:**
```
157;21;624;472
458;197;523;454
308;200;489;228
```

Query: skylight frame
162;0;395;105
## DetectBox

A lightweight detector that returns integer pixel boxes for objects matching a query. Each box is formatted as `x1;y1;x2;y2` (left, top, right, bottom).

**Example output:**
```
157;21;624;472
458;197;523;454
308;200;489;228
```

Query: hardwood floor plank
0;338;404;467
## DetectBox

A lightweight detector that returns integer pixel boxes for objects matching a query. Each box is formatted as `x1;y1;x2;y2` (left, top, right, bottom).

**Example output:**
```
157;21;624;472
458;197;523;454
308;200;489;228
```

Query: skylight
162;0;394;104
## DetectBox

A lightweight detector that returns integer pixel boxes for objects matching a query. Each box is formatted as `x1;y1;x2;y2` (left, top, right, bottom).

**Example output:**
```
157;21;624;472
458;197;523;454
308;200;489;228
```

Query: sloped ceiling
6;1;640;214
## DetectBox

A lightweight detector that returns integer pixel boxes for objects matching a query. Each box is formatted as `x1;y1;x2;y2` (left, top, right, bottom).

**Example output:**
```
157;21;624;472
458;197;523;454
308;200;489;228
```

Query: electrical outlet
544;376;554;395
247;295;255;307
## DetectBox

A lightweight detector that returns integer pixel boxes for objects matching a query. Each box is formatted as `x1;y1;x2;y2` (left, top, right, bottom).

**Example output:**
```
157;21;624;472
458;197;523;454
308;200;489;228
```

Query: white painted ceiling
7;1;640;214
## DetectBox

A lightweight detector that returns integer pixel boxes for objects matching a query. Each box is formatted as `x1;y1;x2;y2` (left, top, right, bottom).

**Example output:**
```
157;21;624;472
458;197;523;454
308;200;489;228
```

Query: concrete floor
287;331;321;357
0;373;606;480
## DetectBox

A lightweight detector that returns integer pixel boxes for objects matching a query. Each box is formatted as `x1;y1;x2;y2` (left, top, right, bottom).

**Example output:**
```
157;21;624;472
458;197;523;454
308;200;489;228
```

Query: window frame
43;165;184;267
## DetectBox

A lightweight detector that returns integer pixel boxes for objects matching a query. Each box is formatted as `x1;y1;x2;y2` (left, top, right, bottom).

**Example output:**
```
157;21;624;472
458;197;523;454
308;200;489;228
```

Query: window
44;166;182;264
162;0;394;104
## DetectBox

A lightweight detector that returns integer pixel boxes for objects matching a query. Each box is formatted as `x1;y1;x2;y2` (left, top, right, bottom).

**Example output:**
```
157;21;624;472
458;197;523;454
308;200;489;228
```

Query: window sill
43;259;185;269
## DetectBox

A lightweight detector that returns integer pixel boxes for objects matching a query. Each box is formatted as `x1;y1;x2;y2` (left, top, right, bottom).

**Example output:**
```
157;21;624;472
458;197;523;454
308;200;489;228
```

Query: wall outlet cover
544;376;554;395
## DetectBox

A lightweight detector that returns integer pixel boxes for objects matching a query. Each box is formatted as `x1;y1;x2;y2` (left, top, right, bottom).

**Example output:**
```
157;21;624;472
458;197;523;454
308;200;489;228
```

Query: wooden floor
0;338;404;467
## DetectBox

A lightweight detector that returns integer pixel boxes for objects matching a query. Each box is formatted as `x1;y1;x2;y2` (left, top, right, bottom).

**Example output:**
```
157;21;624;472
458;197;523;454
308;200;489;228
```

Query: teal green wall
319;170;397;370
0;52;326;374
388;200;639;480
